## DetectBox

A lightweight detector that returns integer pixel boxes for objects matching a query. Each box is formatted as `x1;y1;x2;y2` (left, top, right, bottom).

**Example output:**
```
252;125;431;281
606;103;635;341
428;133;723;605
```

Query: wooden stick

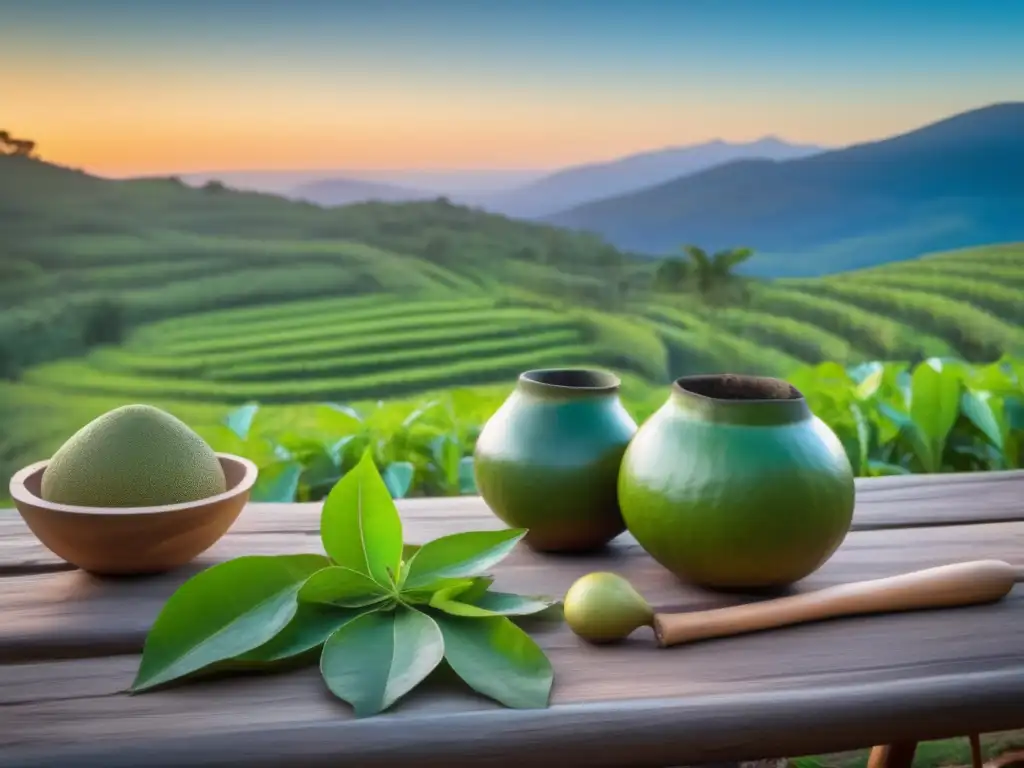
970;733;984;768
653;560;1016;647
868;742;918;768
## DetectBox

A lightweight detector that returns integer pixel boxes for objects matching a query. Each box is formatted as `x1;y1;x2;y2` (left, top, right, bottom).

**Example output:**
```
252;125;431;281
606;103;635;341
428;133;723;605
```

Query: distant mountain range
463;137;826;218
546;102;1024;275
291;176;434;206
282;137;826;216
133;101;1024;276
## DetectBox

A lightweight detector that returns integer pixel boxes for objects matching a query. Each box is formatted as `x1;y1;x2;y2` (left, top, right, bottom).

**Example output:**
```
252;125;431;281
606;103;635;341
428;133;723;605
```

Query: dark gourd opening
675;374;802;401
519;368;620;393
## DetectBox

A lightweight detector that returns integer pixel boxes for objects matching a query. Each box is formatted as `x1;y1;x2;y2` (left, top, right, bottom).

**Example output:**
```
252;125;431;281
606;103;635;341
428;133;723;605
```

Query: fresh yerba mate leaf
429;575;493;605
132;554;328;692
134;456;559;716
320;450;403;587
299;566;393;608
431;590;555;618
320;606;444;717
234;603;365;665
434;613;553;709
399;576;477;606
454;575;494;602
403;528;526;590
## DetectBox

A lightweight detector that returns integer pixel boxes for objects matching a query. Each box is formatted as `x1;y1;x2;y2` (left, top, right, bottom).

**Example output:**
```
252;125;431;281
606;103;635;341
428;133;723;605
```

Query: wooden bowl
8;453;258;576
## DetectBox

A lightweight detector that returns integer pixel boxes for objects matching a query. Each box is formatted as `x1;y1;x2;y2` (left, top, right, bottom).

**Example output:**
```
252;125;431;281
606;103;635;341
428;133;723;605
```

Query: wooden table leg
970;733;983;768
868;742;919;768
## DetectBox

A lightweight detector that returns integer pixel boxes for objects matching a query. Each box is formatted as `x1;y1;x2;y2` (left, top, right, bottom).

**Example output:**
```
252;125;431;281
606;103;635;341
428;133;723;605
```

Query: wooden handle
653;559;1017;647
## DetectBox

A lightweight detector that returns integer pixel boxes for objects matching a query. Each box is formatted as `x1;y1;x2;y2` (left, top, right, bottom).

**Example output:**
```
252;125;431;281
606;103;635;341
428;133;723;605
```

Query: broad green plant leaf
400;576;477;605
867;460;912;476
132;554;328;692
299;566;393;608
317;402;364;431
223;402;260;441
458;456;477;494
321;450;403;586
434;613;553;709
382;461;415;498
403;528;526;590
910;358;963;472
960;389;1004;450
431;590;555;618
320;606;444;717
235;603;365;664
251;459;303;502
440;575;493;604
876;402;931;472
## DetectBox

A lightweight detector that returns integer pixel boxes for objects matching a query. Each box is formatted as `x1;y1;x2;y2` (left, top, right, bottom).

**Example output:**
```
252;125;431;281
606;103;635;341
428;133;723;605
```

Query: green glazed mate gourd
474;368;638;552
618;374;855;590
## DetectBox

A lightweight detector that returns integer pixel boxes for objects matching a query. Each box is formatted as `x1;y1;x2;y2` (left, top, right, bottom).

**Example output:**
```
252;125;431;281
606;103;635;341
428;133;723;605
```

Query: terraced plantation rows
21;296;626;404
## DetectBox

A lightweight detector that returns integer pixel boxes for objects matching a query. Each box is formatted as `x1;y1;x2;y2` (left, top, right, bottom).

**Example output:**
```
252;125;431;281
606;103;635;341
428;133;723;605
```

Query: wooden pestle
653;559;1018;647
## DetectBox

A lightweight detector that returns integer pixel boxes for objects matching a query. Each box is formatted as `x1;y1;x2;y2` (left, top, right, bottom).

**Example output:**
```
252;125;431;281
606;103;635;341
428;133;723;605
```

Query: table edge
4;668;1022;768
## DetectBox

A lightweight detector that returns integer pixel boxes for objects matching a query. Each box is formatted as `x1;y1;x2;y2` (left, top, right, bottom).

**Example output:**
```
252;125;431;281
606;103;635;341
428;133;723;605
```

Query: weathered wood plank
0;586;1021;767
2;469;1023;575
1;519;1021;662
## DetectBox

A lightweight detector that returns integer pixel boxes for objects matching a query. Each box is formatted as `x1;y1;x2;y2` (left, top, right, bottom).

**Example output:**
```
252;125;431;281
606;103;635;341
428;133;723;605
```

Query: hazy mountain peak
465;137;827;218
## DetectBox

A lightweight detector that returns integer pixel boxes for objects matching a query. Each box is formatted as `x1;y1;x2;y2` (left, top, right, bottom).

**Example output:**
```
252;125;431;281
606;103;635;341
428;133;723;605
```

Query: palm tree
681;245;754;297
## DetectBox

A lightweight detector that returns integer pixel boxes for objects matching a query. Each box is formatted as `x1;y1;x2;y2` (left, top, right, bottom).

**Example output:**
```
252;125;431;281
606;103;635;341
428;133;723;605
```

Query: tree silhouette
0;131;37;157
681;244;754;297
653;256;690;292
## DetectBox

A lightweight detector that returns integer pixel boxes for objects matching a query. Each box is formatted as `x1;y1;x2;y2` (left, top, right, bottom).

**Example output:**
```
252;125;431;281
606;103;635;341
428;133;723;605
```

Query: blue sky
4;0;1024;174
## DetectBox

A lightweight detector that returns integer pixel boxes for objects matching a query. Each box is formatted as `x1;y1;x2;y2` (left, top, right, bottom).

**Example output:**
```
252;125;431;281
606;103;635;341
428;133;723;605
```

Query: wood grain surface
1;471;1022;767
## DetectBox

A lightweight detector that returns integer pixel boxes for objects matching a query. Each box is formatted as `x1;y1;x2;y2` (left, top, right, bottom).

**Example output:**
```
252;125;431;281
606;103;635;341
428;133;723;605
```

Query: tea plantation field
3;241;1024;498
3;158;1024;493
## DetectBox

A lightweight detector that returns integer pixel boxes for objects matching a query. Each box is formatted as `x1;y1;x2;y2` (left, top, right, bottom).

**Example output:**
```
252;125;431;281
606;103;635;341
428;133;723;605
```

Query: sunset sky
5;0;1024;177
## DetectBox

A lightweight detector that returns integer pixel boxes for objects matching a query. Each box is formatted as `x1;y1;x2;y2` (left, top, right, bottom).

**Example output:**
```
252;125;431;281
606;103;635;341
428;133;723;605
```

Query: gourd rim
518;368;621;396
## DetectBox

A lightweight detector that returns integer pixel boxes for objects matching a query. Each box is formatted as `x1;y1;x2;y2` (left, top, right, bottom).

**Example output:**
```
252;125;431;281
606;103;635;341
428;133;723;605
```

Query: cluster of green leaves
207;396;482;503
186;353;1024;506
132;451;556;717
791;356;1024;475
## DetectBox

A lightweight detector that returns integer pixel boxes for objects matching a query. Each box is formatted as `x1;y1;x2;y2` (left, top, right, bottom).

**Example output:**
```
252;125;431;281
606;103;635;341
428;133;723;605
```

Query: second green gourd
618;374;855;590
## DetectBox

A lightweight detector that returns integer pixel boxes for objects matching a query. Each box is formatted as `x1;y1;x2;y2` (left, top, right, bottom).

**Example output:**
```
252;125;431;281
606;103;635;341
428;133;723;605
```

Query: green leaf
434;613;552;709
251;459;303;502
877;402;932;472
401;577;477;605
853;363;884;400
132;554;328;692
431;590;555;618
910;358;963;472
316;402;364;432
450;575;494;603
235;603;365;664
320;606;444;717
403;528;526;590
960;389;1004;450
458;456;477;494
298;566;393;608
320;450;403;586
382;461;415;499
223;402;259;441
867;459;912;476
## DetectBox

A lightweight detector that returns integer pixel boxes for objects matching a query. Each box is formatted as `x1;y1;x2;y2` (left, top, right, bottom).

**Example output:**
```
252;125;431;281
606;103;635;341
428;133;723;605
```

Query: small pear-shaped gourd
563;571;654;644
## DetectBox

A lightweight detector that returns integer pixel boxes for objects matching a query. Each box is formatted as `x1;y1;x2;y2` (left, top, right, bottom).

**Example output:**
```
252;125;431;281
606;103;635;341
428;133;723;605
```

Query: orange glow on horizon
6;67;999;176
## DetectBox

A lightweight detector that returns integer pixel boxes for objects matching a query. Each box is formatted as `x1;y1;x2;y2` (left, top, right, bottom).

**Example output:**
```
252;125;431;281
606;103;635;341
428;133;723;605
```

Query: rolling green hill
3;154;1024;496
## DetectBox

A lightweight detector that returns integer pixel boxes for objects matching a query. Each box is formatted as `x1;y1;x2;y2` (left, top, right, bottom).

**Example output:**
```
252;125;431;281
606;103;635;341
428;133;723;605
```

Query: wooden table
1;470;1023;768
